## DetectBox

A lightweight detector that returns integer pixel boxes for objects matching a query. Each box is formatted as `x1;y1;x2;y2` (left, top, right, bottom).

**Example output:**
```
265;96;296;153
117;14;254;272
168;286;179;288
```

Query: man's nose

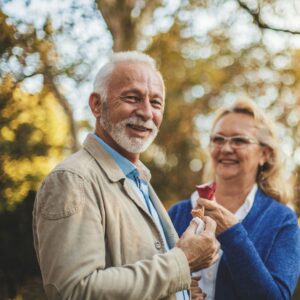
136;99;153;120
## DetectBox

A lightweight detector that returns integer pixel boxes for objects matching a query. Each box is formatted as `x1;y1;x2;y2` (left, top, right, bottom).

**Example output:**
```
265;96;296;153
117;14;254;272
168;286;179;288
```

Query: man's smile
127;124;152;132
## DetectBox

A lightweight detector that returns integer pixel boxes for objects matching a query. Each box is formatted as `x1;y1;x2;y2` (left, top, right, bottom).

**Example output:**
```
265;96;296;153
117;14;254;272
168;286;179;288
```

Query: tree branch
44;73;80;153
96;0;136;51
237;0;300;34
95;0;163;51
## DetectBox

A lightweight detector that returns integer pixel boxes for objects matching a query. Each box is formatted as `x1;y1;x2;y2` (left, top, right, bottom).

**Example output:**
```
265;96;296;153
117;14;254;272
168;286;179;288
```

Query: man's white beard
100;104;159;154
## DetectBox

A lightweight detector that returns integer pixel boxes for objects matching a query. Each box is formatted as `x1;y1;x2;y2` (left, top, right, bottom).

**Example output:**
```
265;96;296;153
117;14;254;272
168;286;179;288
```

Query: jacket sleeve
33;170;191;300
217;217;300;300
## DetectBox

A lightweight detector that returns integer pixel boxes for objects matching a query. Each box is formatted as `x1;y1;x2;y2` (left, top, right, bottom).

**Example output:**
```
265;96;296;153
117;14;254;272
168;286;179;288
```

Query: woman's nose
221;140;234;152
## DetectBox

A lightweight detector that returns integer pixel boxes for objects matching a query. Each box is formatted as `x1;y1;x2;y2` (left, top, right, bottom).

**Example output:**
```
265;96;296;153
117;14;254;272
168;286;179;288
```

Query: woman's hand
197;198;238;235
191;275;206;300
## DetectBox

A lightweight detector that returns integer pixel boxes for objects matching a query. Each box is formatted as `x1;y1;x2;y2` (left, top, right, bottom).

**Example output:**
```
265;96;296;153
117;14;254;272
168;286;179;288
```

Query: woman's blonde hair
203;99;293;204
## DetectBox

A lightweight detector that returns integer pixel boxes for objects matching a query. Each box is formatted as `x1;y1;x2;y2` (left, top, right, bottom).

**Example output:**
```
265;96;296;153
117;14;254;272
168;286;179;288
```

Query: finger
192;294;204;299
197;198;216;210
191;287;204;297
215;240;221;252
192;295;204;300
191;275;201;281
202;216;217;233
212;239;220;253
195;198;205;208
193;217;205;235
211;250;220;265
191;278;201;287
191;286;202;292
210;241;221;264
182;219;199;238
195;205;205;216
193;294;205;300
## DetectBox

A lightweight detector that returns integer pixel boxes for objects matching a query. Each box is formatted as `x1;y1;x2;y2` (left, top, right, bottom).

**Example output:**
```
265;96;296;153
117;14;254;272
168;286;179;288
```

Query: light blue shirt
93;134;189;300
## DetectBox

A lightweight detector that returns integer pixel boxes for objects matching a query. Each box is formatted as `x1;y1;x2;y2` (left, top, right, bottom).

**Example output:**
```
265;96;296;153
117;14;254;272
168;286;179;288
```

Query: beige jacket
33;134;191;300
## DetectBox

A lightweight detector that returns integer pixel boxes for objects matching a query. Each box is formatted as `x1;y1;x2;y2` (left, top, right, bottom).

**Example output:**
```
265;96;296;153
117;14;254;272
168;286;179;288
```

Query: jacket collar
83;133;125;182
83;134;152;216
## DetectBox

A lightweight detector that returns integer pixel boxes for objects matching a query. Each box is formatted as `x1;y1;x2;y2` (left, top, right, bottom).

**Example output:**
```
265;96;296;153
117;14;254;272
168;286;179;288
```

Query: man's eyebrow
120;89;163;100
151;93;163;99
120;88;142;95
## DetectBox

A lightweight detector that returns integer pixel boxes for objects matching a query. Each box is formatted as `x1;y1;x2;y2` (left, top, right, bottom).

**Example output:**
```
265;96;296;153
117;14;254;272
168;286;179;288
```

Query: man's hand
197;198;238;235
191;275;206;300
176;216;220;272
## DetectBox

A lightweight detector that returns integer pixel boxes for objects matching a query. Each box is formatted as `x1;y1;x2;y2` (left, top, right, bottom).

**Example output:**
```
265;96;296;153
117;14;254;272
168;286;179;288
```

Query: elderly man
33;51;219;300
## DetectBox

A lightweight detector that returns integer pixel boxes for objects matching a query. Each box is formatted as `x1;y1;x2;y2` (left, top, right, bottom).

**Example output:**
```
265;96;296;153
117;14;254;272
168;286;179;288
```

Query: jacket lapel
122;178;152;216
149;185;178;248
83;134;152;216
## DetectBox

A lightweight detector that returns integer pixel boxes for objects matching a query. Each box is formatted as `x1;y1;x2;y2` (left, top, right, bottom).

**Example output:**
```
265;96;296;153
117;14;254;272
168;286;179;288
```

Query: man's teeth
128;124;150;131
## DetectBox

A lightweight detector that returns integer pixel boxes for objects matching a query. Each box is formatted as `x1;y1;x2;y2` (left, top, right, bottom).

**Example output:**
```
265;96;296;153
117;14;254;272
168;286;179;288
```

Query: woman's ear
89;93;102;117
260;145;272;166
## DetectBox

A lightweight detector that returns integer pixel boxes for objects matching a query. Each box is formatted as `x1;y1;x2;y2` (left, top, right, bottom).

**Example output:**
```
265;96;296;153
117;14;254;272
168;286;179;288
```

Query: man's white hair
93;51;158;102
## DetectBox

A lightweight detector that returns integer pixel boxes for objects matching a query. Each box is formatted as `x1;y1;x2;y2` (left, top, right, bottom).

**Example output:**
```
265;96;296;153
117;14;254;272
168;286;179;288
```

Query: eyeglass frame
209;134;262;149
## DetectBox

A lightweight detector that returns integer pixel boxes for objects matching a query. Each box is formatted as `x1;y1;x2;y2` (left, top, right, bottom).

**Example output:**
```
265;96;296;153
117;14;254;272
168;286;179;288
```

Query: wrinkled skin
176;216;220;272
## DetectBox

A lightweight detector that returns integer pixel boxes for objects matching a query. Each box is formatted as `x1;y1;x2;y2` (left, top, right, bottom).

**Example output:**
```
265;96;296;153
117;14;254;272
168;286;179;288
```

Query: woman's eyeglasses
210;134;260;149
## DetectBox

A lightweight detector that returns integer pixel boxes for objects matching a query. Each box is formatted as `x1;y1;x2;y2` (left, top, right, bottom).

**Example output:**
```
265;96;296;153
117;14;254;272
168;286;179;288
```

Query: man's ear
89;93;102;118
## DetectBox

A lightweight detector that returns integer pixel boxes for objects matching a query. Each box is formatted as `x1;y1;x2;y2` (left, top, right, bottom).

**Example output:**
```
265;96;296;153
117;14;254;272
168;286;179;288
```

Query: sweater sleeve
218;215;300;300
168;200;193;238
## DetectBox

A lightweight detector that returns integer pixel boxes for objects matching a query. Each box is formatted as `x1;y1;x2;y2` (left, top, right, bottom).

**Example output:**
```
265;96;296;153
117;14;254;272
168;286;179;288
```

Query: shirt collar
191;184;257;221
93;133;151;182
235;184;257;221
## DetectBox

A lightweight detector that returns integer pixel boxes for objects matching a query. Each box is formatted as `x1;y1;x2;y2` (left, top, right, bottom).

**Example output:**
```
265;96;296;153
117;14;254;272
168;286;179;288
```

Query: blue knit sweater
169;188;300;299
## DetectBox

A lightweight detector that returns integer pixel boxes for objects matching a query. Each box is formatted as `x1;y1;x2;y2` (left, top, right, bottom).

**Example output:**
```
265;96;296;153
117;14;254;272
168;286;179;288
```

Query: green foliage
0;9;71;297
0;78;71;211
0;10;75;211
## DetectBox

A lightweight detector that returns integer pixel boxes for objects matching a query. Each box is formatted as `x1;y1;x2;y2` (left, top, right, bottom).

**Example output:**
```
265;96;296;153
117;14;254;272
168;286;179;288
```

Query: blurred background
0;0;300;298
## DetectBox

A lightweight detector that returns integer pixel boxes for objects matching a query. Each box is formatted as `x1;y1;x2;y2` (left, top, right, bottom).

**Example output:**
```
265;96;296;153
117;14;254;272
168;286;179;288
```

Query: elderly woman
169;99;300;300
